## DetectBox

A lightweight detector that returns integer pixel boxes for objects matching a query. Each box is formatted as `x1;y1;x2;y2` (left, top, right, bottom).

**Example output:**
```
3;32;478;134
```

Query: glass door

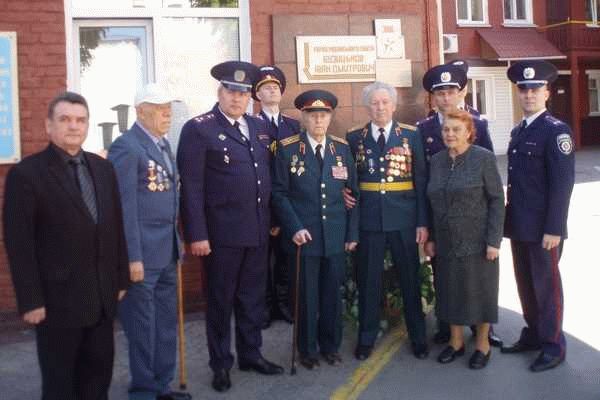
73;20;153;152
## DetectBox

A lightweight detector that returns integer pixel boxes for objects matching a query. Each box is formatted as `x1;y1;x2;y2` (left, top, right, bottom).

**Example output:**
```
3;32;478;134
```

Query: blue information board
0;32;21;163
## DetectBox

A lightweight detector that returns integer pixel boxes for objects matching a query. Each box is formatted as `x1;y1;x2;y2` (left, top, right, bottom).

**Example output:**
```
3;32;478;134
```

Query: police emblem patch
523;67;535;80
234;70;246;82
440;72;451;83
556;133;573;155
218;133;226;141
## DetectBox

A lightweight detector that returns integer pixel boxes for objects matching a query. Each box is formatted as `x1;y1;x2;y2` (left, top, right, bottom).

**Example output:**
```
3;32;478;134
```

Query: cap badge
440;72;451;83
523;67;535;80
261;66;274;71
234;70;246;82
312;99;326;107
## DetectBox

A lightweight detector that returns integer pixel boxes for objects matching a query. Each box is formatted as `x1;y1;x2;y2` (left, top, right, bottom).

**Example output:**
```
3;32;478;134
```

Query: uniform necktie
233;121;248;143
315;144;323;171
271;116;278;131
68;158;98;223
158;138;174;176
517;120;527;136
377;127;386;152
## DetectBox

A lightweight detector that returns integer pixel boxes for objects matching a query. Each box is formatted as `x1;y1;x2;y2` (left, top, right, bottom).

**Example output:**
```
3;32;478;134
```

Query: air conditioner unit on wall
443;34;459;54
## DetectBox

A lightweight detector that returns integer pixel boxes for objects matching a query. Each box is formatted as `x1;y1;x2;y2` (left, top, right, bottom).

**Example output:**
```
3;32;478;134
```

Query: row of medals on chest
289;142;343;176
356;140;412;182
147;160;170;192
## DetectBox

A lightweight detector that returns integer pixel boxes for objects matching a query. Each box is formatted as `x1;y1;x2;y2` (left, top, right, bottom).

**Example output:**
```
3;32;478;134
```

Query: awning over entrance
478;29;566;61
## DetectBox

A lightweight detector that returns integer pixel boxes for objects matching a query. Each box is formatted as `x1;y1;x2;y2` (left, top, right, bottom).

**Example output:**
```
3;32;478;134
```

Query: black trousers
266;233;290;314
35;317;114;400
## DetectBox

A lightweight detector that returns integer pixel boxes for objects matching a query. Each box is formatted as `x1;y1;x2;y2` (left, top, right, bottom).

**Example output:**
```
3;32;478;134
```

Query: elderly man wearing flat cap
108;83;189;400
177;61;283;392
253;65;300;327
501;60;575;373
271;89;359;369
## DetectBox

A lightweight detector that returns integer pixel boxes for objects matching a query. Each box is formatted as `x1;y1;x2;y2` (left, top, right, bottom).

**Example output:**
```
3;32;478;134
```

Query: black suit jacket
3;145;129;328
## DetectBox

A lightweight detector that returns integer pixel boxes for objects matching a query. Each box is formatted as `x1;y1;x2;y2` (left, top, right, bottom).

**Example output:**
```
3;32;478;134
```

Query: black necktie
315;144;323;171
69;158;98;223
271;116;278;131
158;138;174;176
233;121;247;143
515;120;527;138
377;127;386;152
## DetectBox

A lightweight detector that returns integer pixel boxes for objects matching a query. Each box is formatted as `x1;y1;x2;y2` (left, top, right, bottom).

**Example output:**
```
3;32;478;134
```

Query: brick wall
249;0;441;131
0;0;66;318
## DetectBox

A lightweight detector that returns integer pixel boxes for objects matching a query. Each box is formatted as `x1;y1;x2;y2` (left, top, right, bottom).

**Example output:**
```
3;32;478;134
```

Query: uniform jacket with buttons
256;110;300;143
177;103;272;248
417;112;494;167
504;111;575;242
427;145;505;258
108;123;181;268
271;131;359;257
347;121;428;231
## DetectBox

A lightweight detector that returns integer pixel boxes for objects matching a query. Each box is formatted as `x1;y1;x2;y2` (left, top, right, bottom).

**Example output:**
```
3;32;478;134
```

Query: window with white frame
503;0;533;24
465;78;491;118
588;72;600;115
586;0;600;25
456;0;488;25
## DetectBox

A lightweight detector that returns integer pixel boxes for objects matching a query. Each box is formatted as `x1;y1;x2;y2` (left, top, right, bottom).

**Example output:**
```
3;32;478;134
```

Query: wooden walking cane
290;245;301;375
176;261;188;391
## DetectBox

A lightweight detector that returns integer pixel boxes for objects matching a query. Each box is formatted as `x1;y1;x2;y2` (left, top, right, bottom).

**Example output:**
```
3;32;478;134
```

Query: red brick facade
0;0;67;320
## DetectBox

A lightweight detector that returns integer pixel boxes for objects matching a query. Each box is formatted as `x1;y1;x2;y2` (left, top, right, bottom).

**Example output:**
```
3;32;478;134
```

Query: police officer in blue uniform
271;90;359;369
417;63;502;347
501;61;575;373
177;61;283;392
252;65;299;326
109;84;190;400
346;81;429;361
426;60;481;118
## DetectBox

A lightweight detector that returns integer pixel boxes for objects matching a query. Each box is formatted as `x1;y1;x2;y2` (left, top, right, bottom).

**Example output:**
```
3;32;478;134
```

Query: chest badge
218;133;226;141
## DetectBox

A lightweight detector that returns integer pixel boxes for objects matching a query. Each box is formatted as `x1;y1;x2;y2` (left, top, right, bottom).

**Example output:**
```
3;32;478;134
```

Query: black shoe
211;369;231;392
501;341;541;354
488;331;503;348
433;330;450;344
321;352;342;366
529;352;564;372
412;342;429;359
239;357;284;375
354;345;373;361
469;349;491;369
299;355;320;370
437;345;465;364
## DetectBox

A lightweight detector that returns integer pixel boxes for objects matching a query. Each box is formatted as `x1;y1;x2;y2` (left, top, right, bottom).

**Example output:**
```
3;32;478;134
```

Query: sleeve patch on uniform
556;133;573;155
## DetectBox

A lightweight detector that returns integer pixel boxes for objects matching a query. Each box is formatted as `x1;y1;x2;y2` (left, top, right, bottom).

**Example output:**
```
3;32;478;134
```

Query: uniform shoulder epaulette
417;115;435;126
396;122;417;131
280;134;300;147
255;113;265;120
193;112;215;123
545;115;565;126
346;123;364;133
330;135;349;145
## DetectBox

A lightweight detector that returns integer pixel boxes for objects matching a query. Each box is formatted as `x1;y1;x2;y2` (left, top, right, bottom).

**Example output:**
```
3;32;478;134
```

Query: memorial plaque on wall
296;36;376;83
0;32;20;163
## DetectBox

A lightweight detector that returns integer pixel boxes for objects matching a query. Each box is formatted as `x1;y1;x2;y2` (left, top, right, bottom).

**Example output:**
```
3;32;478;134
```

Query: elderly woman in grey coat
425;110;505;369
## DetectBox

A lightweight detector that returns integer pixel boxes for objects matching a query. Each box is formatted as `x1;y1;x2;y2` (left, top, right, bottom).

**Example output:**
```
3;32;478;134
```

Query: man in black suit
3;91;129;400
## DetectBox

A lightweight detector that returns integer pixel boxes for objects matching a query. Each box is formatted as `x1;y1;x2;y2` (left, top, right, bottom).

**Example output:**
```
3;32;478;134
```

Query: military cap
294;89;338;112
210;61;259;92
252;65;286;100
422;64;467;93
446;59;469;74
507;60;558;89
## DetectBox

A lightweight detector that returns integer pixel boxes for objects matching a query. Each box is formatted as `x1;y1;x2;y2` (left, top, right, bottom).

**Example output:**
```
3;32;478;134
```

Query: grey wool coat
427;145;505;258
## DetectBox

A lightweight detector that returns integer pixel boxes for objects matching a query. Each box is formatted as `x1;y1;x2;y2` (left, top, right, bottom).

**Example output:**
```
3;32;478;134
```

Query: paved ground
1;147;599;399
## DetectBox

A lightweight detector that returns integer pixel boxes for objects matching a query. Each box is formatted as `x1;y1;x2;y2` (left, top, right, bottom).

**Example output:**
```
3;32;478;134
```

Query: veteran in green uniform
346;81;429;361
271;90;359;369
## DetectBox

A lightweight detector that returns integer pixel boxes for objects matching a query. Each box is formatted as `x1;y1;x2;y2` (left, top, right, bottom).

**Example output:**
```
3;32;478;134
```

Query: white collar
306;133;326;156
370;120;393;142
523;108;546;127
262;109;280;125
219;107;246;128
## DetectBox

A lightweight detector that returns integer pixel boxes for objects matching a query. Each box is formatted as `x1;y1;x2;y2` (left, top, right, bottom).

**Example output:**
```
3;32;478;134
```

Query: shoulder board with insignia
280;134;300;147
545;115;565;126
255;113;265;120
193;112;215;123
330;135;348;145
346;123;364;133
396;122;417;131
